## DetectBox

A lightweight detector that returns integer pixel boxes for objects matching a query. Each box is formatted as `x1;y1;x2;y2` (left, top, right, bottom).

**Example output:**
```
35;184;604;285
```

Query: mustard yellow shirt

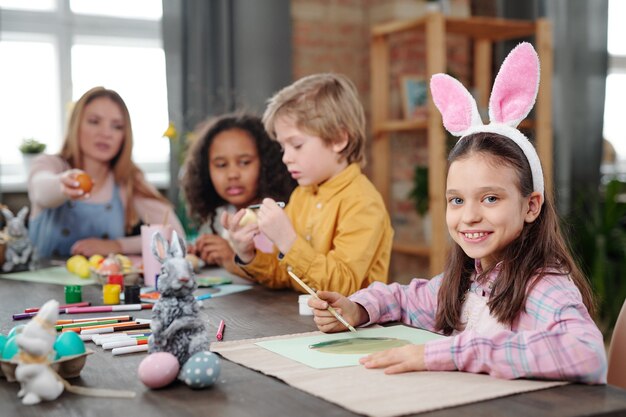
240;163;393;295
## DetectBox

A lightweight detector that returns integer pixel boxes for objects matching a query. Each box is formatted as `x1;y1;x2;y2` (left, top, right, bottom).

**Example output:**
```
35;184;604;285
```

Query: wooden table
2;270;626;417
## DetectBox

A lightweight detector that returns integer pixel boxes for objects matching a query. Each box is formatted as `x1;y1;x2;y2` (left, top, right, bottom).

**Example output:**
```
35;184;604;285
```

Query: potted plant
569;179;626;338
408;165;431;242
19;138;46;172
19;138;46;155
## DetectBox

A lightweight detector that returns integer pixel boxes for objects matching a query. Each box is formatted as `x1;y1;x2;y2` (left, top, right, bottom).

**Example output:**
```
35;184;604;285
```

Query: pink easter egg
138;352;180;389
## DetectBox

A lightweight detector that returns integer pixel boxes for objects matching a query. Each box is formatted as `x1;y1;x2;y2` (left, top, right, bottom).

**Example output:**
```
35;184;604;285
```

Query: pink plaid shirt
350;262;607;383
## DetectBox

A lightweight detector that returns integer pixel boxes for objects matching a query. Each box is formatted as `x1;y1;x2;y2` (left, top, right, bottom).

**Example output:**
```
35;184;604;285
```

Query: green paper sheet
0;266;98;286
195;284;253;300
255;325;445;369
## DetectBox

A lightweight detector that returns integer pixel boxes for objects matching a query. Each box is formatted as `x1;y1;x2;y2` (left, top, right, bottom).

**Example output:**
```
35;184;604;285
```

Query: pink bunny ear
489;42;539;127
430;74;482;136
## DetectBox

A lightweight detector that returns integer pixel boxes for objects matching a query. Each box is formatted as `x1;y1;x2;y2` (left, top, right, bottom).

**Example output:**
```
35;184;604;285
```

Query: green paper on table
196;276;233;287
0;266;98;286
255;325;445;369
195;284;252;300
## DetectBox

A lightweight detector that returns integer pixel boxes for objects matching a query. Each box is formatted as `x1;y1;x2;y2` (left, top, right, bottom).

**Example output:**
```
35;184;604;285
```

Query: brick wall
291;0;471;282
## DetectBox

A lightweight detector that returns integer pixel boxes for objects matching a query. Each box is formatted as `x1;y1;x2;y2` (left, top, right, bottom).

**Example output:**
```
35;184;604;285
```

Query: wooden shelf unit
370;13;553;276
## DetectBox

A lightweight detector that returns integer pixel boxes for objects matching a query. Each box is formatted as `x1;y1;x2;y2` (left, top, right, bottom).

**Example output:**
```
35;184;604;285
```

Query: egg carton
90;268;142;286
0;350;94;382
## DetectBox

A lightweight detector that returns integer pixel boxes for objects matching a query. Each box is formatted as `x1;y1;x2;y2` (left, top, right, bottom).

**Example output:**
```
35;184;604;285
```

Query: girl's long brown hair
60;86;169;234
435;132;595;335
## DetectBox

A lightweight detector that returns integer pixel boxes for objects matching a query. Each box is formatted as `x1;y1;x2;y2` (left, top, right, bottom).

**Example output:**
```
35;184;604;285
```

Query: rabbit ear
488;42;539;127
1;207;14;221
151;231;169;263
430;73;482;136
17;206;29;221
168;231;186;259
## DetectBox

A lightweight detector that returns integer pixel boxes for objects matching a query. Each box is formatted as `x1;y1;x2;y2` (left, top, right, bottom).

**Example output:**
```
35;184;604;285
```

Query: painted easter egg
180;351;221;389
2;335;19;360
76;172;94;193
0;334;6;357
7;324;25;340
54;331;86;359
138;352;180;389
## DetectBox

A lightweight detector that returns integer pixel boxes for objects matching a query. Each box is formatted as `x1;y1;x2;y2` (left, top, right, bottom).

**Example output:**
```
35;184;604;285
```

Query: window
604;0;626;173
0;0;169;192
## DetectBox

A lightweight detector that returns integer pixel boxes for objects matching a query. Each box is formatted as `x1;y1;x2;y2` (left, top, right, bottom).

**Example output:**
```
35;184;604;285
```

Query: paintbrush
287;270;357;333
247;201;285;210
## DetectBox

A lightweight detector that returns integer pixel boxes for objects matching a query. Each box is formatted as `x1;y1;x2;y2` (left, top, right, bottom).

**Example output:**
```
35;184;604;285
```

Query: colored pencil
103;337;149;350
56;315;132;325
93;331;152;345
81;322;150;335
247;201;285;209
216;319;225;341
64;304;153;314
111;344;149;356
56;319;121;331
24;301;90;313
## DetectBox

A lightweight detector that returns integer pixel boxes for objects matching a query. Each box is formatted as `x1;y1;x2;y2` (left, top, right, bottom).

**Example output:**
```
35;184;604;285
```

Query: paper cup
141;224;173;288
298;294;314;316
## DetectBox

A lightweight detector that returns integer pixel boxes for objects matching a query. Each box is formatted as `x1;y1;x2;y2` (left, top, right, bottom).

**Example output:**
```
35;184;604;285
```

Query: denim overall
29;183;125;257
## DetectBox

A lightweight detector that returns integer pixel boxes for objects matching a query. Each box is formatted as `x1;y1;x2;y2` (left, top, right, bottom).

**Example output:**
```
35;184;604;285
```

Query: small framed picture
401;76;428;120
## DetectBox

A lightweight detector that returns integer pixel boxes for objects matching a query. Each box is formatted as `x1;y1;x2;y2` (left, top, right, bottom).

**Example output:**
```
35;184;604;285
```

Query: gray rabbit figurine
148;230;210;366
1;206;37;272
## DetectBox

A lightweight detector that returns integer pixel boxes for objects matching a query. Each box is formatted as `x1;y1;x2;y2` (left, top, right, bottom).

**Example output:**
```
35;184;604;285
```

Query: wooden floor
2;269;626;417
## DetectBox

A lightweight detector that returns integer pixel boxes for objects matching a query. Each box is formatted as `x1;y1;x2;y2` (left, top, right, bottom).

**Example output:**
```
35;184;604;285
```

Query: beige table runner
211;330;566;417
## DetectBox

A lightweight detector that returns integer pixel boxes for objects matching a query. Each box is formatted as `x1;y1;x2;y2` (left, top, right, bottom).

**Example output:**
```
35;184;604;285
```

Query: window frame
0;1;169;192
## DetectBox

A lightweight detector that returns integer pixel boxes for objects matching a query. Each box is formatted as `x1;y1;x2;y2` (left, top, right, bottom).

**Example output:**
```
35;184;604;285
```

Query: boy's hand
256;198;296;254
221;210;257;263
359;344;426;374
309;290;368;333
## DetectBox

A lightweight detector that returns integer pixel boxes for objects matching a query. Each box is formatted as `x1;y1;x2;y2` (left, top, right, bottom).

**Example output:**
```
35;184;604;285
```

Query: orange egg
99;262;121;275
76;173;93;193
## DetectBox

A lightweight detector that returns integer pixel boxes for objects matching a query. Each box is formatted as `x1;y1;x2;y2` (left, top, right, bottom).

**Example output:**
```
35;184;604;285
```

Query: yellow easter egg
88;254;104;269
238;208;257;226
66;255;87;273
75;262;91;279
115;254;132;270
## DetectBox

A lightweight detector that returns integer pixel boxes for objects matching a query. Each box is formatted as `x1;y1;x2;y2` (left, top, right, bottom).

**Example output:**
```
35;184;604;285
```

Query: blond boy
222;73;393;295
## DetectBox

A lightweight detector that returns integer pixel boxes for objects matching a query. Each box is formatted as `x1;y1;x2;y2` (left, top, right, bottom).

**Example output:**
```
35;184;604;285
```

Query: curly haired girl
181;113;296;275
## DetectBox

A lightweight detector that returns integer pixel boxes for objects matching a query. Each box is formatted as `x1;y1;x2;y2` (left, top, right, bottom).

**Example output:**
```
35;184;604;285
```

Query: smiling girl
308;43;607;384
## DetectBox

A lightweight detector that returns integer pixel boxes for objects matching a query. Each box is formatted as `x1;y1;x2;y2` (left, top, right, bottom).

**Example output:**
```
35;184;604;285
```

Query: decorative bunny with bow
1;206;37;272
148;230;210;367
15;300;64;405
430;42;544;204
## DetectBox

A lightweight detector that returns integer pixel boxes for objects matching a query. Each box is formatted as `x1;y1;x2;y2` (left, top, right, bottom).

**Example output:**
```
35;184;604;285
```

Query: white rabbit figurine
148;231;211;367
1;206;37;272
15;299;64;405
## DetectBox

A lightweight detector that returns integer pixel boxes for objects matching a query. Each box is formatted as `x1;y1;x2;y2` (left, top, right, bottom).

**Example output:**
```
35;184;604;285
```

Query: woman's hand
359;344;426;374
309;290;368;333
221;210;257;263
60;169;90;200
71;238;122;257
256;198;296;254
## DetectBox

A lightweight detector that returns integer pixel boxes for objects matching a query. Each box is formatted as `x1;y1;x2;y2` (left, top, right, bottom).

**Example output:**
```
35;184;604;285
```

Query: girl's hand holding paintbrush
311;290;427;374
309;290;369;333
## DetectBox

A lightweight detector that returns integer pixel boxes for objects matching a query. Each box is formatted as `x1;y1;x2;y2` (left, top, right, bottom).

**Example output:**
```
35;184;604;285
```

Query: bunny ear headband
430;42;544;204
